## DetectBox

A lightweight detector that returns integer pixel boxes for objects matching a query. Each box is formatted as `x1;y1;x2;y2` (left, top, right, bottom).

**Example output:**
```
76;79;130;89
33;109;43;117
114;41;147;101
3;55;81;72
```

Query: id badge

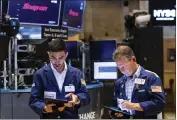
135;78;145;85
65;85;75;92
44;91;56;99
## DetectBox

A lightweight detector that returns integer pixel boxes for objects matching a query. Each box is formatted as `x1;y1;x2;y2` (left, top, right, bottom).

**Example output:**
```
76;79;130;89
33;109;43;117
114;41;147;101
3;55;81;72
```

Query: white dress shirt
51;62;67;92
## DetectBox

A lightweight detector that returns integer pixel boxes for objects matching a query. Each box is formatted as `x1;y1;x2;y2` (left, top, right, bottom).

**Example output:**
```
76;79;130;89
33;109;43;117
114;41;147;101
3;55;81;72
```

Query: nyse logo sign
153;9;176;21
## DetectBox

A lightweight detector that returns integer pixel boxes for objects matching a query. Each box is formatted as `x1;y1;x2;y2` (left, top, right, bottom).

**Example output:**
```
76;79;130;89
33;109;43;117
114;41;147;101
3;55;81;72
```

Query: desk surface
0;82;103;93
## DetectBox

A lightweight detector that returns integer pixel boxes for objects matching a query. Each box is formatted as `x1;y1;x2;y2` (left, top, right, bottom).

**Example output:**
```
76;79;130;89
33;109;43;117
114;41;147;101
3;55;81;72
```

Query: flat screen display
8;0;61;26
94;62;117;80
62;0;86;31
65;41;79;59
89;40;117;61
149;0;176;26
16;25;41;40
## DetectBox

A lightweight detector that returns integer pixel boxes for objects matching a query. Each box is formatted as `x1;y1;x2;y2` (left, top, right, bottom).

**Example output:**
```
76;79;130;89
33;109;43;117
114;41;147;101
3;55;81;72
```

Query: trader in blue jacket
109;45;165;119
29;39;90;119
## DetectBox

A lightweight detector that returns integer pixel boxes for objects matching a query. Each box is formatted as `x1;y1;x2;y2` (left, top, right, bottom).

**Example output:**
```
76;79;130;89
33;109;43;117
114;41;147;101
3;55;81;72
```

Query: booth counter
0;82;103;119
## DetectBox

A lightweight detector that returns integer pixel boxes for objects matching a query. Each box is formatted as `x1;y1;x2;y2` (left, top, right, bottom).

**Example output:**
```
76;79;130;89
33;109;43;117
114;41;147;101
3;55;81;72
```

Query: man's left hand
64;93;80;107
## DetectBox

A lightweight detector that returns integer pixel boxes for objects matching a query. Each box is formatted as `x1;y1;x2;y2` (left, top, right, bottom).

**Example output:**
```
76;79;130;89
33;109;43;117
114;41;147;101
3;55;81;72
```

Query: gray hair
112;45;135;61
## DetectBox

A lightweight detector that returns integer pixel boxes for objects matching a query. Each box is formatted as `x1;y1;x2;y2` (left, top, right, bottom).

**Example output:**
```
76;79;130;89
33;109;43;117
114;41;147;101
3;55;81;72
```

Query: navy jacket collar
43;64;75;95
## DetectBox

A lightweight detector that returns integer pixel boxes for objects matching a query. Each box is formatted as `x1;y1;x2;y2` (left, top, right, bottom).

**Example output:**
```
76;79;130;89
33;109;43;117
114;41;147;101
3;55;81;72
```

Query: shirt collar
133;64;141;78
126;65;141;80
51;62;67;74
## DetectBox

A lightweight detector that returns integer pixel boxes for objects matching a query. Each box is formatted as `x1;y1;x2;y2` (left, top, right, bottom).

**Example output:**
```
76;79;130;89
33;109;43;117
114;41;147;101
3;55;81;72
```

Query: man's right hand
115;112;123;118
43;104;56;113
109;111;124;118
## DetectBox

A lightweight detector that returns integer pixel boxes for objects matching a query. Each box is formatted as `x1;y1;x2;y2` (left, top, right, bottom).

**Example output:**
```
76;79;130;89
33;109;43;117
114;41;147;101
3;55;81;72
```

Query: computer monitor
7;0;61;26
16;25;42;40
65;41;80;59
62;0;86;31
94;62;117;80
89;40;117;61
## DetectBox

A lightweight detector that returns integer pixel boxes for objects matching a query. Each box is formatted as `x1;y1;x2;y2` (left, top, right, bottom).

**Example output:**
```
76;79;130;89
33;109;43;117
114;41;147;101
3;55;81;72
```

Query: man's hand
64;93;79;107
108;111;123;118
121;100;143;111
43;104;56;113
121;100;134;110
58;106;65;112
115;113;124;118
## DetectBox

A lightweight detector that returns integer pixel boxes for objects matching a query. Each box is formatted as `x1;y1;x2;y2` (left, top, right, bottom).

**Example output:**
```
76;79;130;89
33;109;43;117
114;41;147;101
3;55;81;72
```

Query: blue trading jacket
29;64;90;119
113;66;165;119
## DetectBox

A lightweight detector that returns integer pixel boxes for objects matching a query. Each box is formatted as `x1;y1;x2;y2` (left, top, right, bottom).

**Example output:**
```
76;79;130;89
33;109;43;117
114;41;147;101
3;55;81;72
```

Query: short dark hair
112;45;135;61
48;39;66;52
